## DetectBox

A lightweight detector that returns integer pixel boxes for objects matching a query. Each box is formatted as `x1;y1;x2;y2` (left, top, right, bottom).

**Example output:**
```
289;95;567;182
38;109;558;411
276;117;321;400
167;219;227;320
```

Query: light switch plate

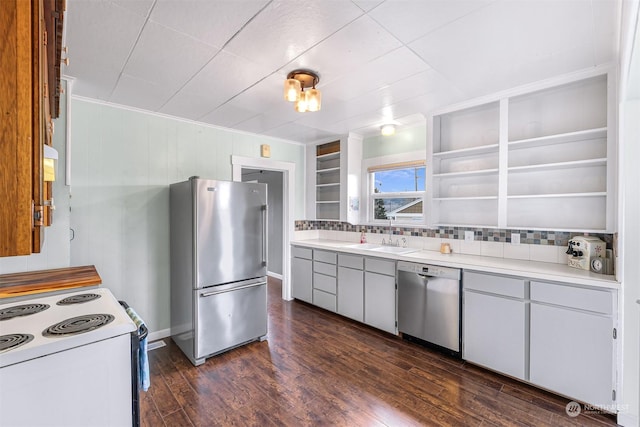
464;231;474;242
511;233;521;245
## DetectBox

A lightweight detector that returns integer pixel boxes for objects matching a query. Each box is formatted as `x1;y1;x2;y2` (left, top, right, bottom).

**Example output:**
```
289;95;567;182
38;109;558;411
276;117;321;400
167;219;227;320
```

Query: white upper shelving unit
427;68;615;232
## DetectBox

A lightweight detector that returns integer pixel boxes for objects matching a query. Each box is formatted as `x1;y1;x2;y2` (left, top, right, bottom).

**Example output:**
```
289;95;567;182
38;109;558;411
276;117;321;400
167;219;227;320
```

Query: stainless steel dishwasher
397;261;461;357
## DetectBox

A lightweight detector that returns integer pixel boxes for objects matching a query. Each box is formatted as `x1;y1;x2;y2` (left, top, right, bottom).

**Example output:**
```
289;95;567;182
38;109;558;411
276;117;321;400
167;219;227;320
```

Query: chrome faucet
385;217;397;246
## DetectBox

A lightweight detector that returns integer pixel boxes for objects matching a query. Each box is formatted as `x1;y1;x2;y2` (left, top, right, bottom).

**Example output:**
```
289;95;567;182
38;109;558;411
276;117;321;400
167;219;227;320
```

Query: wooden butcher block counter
0;266;102;299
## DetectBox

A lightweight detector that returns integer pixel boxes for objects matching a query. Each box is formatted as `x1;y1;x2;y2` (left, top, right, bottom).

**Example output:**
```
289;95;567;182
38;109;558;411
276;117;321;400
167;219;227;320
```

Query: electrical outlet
464;231;474;242
511;233;521;245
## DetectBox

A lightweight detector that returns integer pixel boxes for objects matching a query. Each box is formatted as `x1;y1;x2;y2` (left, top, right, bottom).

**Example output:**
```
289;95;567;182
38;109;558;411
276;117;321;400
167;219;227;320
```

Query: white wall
618;1;640;425
68;98;305;334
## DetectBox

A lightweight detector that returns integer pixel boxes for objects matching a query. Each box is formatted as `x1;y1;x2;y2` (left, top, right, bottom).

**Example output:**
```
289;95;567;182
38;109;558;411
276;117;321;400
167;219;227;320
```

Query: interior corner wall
68;98;305;334
362;122;427;159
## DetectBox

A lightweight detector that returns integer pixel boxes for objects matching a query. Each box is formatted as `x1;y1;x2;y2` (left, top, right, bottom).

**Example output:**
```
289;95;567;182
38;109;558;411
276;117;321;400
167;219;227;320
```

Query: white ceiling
64;0;619;143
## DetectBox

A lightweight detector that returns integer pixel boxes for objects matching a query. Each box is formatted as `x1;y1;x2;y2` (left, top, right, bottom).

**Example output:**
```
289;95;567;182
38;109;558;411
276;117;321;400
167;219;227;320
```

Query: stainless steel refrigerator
170;177;268;366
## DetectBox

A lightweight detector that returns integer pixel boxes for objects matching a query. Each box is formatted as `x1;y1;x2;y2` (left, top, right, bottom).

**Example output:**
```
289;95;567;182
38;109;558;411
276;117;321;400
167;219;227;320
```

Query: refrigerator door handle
262;204;268;266
200;281;266;297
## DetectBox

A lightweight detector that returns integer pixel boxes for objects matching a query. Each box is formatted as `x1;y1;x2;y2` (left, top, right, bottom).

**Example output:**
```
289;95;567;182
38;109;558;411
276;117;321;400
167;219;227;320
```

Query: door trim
231;155;295;301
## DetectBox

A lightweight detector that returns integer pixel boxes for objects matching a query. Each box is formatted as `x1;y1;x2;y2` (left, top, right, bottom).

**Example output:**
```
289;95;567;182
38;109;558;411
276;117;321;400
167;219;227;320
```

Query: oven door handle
200;281;266;298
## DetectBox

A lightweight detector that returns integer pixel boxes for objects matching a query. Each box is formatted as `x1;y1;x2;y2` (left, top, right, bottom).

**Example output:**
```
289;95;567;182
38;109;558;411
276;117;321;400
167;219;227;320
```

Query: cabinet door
463;291;527;380
337;266;364;322
364;272;396;334
530;303;614;406
291;257;312;303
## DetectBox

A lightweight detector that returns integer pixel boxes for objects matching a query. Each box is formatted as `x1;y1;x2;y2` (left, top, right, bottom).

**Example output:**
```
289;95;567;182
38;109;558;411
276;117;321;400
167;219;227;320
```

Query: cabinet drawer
313;289;337;312
463;271;525;299
365;258;395;276
292;246;312;260
314;261;336;276
314;273;337;294
530;281;613;314
338;254;363;270
314;250;337;264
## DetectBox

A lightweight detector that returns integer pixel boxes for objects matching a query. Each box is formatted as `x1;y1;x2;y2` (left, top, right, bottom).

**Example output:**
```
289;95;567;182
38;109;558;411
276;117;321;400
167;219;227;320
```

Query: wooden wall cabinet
0;0;63;257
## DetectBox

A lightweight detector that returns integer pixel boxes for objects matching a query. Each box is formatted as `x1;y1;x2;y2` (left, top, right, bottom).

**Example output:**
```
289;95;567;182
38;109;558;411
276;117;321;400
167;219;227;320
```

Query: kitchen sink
370;246;420;254
344;243;382;250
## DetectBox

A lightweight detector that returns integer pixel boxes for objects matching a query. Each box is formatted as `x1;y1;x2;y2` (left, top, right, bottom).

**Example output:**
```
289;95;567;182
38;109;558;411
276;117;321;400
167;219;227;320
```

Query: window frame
363;152;427;225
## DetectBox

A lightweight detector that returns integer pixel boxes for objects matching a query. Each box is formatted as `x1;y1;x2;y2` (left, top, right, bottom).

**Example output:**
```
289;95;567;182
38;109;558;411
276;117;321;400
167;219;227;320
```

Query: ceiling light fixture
284;69;321;112
380;124;396;136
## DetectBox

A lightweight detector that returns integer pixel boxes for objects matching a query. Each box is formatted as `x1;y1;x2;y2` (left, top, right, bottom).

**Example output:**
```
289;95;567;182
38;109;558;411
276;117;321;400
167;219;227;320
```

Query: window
369;161;426;223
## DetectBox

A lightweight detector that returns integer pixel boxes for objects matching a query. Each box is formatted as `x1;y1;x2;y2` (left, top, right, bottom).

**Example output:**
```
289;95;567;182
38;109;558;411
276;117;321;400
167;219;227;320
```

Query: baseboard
147;328;171;342
617;412;639;427
268;271;283;280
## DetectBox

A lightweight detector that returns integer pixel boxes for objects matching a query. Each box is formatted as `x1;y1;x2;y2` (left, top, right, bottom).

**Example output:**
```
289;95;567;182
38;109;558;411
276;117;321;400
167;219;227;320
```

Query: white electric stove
0;287;137;426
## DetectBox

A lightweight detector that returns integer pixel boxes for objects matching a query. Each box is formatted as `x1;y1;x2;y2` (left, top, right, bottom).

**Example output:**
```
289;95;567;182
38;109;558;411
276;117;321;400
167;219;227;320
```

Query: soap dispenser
360;231;367;244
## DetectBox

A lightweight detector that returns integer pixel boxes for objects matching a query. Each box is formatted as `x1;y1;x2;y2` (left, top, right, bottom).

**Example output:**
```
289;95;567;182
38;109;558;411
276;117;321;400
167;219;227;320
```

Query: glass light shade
283;78;301;102
294;91;308;112
306;88;321;112
381;124;396;136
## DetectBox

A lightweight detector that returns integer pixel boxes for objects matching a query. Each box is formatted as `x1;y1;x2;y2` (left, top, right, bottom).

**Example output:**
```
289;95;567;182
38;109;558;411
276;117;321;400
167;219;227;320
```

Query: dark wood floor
141;278;618;426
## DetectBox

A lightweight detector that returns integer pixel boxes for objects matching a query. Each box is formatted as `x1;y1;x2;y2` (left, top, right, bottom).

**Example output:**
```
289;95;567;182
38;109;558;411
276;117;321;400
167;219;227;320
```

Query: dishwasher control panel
397;261;460;280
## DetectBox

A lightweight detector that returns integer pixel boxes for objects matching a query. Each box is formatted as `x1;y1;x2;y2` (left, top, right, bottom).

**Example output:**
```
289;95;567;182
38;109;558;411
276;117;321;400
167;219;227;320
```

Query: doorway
241;169;284;279
231;155;295;301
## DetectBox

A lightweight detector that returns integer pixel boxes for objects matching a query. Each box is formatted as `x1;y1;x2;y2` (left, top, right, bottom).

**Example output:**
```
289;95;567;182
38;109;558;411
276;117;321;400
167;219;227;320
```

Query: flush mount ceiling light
283;69;321;112
380;124;396;136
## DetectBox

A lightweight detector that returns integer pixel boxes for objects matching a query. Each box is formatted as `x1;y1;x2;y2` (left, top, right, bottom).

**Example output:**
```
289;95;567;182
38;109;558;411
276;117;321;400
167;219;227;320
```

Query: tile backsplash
294;221;615;266
294;221;613;248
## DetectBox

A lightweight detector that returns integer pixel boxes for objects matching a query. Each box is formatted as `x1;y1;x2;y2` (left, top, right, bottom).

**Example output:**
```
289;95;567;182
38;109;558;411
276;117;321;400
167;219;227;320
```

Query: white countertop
291;239;619;290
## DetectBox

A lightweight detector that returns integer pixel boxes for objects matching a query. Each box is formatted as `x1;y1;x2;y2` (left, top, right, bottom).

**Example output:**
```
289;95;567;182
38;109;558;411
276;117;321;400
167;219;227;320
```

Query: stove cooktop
0;303;50;321
0;288;136;368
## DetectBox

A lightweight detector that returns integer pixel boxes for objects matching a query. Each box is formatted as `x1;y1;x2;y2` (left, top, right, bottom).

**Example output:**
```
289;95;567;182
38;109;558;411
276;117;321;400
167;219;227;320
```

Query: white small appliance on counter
566;236;607;273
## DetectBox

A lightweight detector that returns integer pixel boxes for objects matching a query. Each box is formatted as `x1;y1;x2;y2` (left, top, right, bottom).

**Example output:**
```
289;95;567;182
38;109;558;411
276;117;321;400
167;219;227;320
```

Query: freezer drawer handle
200;282;266;298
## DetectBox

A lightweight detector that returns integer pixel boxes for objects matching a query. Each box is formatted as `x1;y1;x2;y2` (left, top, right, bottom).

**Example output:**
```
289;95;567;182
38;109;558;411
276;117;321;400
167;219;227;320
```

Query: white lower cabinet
313;250;337;313
463;270;617;408
529;282;615;406
292;247;397;335
291;247;313;303
337;266;364;321
364;271;396;334
463;291;527;380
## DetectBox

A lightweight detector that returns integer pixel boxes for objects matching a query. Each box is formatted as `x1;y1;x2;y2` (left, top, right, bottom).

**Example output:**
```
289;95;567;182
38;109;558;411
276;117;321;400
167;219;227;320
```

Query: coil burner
0;334;34;353
0;304;50;321
56;293;101;306
42;314;115;337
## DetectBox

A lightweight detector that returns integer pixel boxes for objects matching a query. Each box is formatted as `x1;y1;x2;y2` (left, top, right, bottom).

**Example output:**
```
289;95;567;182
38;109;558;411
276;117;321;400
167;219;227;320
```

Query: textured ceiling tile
369;0;493;43
223;0;364;70
200;104;259;128
284;15;402;84
111;0;154;17
123;21;219;91
160;50;274;119
110;74;173;111
409;0;594;97
65;0;148;97
321;47;431;102
149;0;270;49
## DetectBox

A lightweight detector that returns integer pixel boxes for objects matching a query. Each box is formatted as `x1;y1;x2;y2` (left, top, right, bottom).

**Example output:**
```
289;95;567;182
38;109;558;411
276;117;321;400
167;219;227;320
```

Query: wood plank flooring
141;278;618;426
